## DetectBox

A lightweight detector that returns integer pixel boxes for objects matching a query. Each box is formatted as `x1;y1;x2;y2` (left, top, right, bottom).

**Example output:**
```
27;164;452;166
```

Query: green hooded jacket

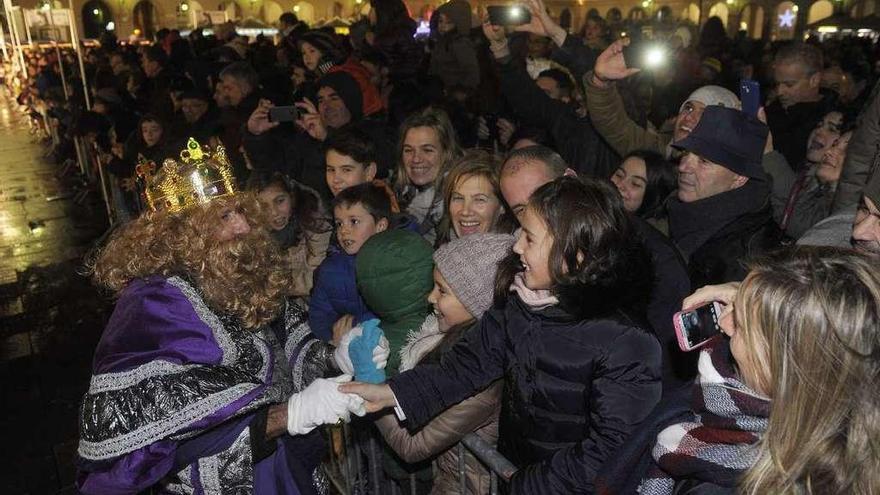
356;229;434;374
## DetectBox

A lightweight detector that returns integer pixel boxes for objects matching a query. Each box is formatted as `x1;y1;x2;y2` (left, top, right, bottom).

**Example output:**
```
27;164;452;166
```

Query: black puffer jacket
390;287;662;493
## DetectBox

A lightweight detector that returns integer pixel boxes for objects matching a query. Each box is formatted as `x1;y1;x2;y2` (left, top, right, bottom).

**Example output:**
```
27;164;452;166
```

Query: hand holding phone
487;5;532;26
622;41;669;71
268;105;301;123
673;301;724;352
740;79;761;118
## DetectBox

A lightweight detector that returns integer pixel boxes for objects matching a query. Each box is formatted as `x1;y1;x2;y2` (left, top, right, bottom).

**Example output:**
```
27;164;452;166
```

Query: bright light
180;2;189;11
293;4;300;12
726;0;734;4
106;21;115;30
644;46;666;69
40;2;50;11
355;0;362;3
817;26;839;33
792;5;799;12
92;8;100;15
133;28;142;35
740;21;748;30
641;1;648;7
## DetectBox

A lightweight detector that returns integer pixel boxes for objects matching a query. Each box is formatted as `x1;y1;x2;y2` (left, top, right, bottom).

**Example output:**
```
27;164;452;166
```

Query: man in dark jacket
483;21;620;179
139;45;176;120
244;71;393;200
668;106;780;288
176;88;222;143
765;42;837;170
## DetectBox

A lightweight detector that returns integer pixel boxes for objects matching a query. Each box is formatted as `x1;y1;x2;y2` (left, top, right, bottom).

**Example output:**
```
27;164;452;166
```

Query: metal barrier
323;422;516;494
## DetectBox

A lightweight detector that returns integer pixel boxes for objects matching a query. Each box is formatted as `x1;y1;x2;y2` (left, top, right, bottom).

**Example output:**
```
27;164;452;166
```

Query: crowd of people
7;0;880;492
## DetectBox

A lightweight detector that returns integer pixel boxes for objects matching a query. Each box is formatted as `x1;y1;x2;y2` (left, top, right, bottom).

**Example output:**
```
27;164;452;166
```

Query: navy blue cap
672;106;769;179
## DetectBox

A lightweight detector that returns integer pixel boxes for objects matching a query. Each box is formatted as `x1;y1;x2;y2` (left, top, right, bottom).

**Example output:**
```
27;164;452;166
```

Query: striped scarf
637;342;770;494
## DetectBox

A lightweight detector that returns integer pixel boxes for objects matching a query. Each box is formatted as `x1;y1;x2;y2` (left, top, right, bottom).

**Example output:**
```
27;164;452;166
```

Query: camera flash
644;46;666;69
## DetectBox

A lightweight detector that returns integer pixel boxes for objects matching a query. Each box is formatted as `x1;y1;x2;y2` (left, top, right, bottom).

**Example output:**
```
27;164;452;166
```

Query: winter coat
308;251;376;341
399;184;444;245
356;229;434;373
765;91;837;172
376;316;501;494
583;70;674;159
371;21;424;81
429;1;480;90
833;79;880;212
389;286;663;493
497;56;620;179
763;150;835;240
796;207;856;248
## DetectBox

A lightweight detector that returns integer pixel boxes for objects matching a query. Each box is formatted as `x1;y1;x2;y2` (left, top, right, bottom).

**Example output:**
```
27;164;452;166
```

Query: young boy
309;183;390;340
324;127;378;197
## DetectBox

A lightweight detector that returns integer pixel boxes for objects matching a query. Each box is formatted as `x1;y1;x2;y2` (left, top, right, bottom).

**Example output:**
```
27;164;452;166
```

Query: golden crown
136;138;238;212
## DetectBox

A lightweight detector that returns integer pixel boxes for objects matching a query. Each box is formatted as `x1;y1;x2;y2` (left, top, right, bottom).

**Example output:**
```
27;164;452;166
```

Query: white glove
287;374;367;435
334;327;392;374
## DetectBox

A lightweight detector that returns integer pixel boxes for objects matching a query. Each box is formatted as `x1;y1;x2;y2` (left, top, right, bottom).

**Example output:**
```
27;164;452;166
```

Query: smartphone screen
268;106;300;123
740;79;761;117
487;5;531;26
676;303;722;351
622;41;668;70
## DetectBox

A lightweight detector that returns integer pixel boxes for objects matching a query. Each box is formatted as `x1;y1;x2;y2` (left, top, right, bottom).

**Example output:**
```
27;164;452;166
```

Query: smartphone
487;5;532;26
268;106;300;123
740;79;761;117
673;301;724;352
622;41;669;70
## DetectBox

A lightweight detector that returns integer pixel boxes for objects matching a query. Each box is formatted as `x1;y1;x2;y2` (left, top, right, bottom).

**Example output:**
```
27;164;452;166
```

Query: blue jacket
308;252;376;341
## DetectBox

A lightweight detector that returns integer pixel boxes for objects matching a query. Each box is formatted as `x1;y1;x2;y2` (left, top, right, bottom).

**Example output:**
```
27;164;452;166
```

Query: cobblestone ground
0;95;112;493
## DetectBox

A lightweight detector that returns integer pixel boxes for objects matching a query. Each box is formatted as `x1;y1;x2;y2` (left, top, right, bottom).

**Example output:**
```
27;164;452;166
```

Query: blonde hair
436;150;505;244
394;107;462;204
736;247;880;494
88;194;290;329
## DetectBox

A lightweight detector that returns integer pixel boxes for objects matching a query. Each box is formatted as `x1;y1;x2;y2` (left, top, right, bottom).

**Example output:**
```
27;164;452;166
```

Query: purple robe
77;276;331;494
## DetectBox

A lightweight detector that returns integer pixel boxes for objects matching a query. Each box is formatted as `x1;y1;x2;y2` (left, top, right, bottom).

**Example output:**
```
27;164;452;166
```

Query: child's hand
332;314;354;345
338;382;396;414
348;319;388;384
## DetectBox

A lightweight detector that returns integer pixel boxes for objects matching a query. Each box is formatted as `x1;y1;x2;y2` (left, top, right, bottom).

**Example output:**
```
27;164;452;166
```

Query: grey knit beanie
433;233;516;319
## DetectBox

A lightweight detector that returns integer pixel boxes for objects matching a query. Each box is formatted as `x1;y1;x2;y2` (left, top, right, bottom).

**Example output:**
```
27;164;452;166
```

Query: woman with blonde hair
394;107;462;244
436;149;514;245
597;246;880;494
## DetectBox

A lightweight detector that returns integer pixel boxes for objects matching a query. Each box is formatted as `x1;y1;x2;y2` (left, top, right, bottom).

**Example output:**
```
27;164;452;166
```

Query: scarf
637;341;770;494
510;273;559;310
667;179;770;259
399;315;444;372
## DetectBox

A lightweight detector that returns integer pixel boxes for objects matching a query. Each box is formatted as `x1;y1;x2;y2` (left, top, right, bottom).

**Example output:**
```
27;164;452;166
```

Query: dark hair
537;68;574;96
527;177;652;319
323;127;377;165
506;125;555;150
617;150;677;220
144;45;168;67
370;0;414;36
247;172;331;247
775;41;823;75
219;61;259;92
279;12;299;26
332;182;393;223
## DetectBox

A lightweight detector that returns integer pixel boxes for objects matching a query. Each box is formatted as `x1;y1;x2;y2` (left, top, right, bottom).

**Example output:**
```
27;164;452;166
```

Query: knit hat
433;233;515;318
317;71;364;121
863;165;880;207
672;105;768;179
701;57;722;75
680;85;741;113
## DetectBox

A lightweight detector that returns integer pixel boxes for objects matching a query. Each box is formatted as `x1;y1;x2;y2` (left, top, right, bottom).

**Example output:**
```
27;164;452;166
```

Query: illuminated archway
773;0;797;39
81;0;113;38
707;2;730;27
740;3;764;38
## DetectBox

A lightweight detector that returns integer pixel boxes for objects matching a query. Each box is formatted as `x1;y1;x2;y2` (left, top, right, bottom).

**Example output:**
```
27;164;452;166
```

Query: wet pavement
0;95;112;493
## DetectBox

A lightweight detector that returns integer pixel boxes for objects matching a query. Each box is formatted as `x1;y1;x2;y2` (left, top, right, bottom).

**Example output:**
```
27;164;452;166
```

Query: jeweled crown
137;138;237;212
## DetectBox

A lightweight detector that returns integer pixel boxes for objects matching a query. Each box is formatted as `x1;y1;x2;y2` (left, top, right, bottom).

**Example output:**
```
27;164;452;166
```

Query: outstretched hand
514;0;563;42
593;39;641;85
338;381;396;414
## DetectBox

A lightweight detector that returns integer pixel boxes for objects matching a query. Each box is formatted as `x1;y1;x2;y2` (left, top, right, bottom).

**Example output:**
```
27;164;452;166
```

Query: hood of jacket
436;0;472;35
356;229;434;326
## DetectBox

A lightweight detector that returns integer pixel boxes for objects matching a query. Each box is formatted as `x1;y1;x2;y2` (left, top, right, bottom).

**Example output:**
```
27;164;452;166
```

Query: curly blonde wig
89;193;290;329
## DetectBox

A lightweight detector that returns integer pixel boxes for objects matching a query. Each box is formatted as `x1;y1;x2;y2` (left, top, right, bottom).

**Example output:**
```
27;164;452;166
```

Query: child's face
258;184;293;231
334;202;388;255
326;150;377;196
512;206;554;290
427;268;473;331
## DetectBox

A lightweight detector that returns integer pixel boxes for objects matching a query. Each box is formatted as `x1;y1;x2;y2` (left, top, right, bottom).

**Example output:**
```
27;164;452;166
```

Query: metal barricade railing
324;422;516;494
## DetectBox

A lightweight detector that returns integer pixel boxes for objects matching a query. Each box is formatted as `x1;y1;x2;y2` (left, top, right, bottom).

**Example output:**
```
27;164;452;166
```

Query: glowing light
40;2;51;11
644;46;667;69
740;21;748;30
792;5;799;12
180;2;189;11
726;0;734;4
355;0;362;3
106;21;115;30
133;28;142;35
778;8;795;28
293;4;300;12
817;26;838;33
92;8;100;15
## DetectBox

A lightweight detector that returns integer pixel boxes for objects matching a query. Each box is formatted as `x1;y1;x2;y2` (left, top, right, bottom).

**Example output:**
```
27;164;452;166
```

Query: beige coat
376;317;502;494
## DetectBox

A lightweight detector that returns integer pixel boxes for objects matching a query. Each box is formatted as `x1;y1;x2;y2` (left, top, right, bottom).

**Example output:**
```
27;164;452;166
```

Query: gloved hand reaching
287;374;366;435
349;319;388;384
334;319;390;378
